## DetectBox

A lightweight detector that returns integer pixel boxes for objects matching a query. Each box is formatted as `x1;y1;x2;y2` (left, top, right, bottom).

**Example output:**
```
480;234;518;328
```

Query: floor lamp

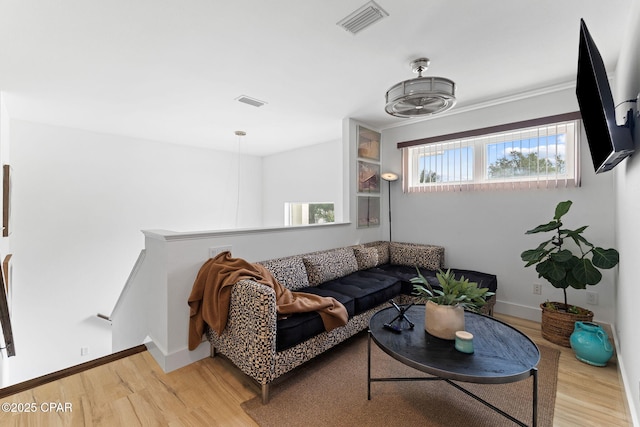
381;172;399;242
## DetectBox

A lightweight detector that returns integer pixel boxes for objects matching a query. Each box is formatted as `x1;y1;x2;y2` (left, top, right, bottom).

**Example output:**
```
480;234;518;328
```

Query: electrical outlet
209;245;232;258
80;347;89;356
586;291;598;305
532;283;542;295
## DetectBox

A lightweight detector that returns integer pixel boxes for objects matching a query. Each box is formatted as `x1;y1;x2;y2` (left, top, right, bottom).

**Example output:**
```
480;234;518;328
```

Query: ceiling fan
385;58;457;118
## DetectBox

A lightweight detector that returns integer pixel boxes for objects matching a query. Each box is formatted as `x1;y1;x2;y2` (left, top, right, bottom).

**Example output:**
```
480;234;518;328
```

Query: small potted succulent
520;200;619;347
411;269;494;340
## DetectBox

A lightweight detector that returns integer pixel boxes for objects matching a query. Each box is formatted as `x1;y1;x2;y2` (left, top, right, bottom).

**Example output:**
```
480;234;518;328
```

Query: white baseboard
494;300;613;326
145;338;209;373
609;324;640;427
493;300;542;322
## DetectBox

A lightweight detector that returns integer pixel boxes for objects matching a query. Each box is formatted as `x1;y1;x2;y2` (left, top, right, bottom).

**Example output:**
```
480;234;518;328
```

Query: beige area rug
242;332;560;427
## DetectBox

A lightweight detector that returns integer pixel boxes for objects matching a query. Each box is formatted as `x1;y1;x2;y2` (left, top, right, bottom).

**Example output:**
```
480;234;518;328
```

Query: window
284;203;335;226
400;113;581;192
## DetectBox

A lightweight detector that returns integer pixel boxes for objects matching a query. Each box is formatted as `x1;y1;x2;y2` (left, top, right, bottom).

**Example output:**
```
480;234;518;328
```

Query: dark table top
369;305;540;384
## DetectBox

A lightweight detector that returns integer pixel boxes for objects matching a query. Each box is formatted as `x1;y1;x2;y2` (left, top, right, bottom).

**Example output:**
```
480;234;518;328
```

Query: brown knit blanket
188;251;348;350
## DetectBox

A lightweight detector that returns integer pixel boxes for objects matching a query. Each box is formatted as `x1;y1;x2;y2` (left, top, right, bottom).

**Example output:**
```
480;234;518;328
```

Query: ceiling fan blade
392;95;449;115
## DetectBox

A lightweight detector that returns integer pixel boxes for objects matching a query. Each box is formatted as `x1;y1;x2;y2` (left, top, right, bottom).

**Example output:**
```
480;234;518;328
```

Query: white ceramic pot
424;300;465;340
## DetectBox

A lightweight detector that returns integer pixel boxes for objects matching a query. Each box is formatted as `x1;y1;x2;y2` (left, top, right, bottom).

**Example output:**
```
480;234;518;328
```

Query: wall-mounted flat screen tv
576;18;634;174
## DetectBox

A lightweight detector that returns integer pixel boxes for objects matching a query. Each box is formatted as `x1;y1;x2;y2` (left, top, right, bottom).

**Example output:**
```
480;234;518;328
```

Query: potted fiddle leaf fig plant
520;200;619;347
411;269;494;340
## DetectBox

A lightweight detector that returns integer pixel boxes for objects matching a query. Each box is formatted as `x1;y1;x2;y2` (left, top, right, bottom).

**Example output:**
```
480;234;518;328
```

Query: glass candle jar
455;330;474;354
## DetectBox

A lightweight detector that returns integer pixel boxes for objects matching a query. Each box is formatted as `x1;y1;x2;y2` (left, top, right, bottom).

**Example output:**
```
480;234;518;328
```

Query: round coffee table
368;304;540;427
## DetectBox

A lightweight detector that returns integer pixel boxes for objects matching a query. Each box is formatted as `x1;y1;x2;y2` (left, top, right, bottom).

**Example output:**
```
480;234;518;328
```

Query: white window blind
400;115;581;193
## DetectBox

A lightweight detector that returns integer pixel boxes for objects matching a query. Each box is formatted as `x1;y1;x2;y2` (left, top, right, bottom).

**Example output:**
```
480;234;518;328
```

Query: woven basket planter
540;302;594;347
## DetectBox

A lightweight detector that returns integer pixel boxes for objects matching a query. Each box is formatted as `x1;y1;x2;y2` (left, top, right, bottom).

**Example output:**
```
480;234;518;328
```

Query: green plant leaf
411;267;438;301
568;305;582;314
535;240;552;250
563;227;592;248
565;270;581;288
412;284;434;299
412;268;491;309
565;255;580;268
565;225;588;234
550;249;573;262
552;277;571;289
525;220;560;234
554;200;572;220
521;248;546;264
591;247;620;269
536;258;567;282
571;258;602;286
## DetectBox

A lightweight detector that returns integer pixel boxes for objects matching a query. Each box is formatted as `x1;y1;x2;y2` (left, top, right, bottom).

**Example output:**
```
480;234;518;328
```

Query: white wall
382;87;618;324
262;139;343;226
116;117;383;371
4;120;262;385
614;1;640;422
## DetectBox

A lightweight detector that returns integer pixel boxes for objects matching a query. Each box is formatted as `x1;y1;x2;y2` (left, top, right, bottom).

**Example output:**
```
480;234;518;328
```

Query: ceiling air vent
337;1;389;35
235;95;267;107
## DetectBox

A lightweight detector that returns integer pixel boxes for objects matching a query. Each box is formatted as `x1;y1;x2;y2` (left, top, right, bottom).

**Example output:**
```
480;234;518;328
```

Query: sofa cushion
259;256;309;290
303;248;358;286
317;270;401;314
389;242;443;270
353;247;379;270
276;289;354;352
369;265;439;295
371;264;498;296
276;312;324;352
447;268;497;293
364;242;389;265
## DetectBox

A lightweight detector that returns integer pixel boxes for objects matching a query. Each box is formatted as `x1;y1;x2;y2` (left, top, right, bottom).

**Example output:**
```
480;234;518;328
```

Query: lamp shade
381;172;399;181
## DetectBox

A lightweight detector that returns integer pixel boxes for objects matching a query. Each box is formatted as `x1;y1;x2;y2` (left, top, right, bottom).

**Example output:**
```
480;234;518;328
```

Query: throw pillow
303;248;358;286
258;256;310;290
364;242;390;265
353;247;379;270
389;242;444;270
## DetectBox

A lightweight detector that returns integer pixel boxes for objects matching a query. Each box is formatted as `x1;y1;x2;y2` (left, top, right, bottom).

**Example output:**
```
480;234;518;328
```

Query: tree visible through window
285;202;335;226
487;134;566;179
417;145;473;183
308;203;335;223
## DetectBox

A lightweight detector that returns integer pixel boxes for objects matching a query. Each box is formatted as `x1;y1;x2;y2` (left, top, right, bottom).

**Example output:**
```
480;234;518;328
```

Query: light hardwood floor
0;314;633;426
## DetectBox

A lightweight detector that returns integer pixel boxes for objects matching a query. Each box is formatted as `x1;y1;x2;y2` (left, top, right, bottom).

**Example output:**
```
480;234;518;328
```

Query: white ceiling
0;0;633;156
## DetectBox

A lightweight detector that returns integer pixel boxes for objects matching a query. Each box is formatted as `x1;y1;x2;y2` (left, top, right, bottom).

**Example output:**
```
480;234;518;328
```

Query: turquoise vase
569;321;613;367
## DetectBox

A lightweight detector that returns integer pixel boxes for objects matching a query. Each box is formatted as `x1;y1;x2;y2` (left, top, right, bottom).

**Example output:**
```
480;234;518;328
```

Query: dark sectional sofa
205;240;497;403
